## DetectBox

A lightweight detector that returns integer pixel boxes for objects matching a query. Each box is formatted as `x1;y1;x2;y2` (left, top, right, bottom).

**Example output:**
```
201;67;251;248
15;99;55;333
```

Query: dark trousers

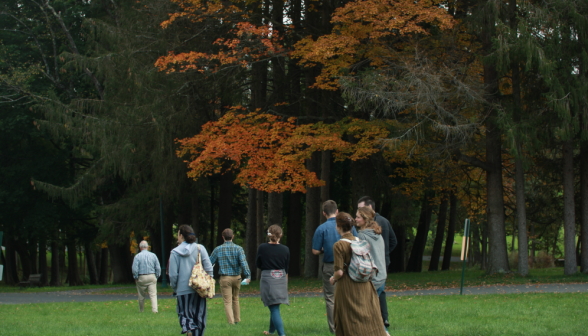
379;290;389;325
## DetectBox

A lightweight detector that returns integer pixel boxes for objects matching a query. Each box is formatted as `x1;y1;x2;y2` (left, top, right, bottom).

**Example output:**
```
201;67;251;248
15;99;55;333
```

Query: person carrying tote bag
169;225;213;336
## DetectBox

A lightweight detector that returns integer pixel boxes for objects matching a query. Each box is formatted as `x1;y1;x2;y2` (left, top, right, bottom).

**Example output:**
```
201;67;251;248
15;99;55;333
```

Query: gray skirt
260;269;289;307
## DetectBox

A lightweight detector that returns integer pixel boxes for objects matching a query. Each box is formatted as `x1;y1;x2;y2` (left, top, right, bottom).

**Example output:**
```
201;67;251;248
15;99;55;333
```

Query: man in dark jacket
358;196;397;330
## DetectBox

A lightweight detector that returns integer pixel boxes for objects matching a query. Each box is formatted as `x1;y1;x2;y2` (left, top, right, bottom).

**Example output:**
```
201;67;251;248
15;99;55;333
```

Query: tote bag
188;245;215;299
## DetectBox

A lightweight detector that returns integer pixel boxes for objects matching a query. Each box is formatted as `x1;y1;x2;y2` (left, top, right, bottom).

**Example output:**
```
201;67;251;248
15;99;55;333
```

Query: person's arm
209;247;218;266
285;247;290;275
388;221;398;252
199;245;214;277
330;242;345;285
256;245;263;270
311;227;323;255
239;248;251;281
132;255;139;280
154;254;161;279
168;252;179;291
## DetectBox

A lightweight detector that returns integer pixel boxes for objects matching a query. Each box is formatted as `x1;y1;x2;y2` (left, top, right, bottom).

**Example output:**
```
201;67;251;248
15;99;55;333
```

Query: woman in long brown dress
329;212;387;336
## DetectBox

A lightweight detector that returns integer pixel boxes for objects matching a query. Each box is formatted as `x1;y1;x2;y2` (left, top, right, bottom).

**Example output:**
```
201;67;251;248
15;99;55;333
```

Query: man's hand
246;279;251;284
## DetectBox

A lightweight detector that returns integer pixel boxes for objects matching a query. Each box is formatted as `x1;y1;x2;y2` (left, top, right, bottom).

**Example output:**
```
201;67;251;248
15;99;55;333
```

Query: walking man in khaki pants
209;229;251;325
132;240;161;313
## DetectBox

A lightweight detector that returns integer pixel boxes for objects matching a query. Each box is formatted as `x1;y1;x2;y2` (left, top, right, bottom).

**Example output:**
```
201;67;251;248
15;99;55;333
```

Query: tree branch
455;150;491;171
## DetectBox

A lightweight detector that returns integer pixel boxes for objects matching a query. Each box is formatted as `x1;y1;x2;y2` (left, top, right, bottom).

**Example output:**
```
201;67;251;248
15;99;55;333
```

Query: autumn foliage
177;109;390;192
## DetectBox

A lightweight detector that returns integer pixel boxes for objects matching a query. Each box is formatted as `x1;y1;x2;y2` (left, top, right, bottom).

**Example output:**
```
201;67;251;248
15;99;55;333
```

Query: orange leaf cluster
293;0;455;90
177;110;390;192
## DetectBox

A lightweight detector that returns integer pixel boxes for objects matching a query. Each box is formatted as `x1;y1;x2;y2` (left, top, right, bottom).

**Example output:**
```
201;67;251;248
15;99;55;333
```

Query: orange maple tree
177;109;390;192
293;0;455;90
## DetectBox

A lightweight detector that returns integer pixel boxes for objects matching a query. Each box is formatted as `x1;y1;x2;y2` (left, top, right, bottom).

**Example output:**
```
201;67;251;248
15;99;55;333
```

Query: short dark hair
336;212;354;233
222;228;233;240
178;225;196;244
358;196;376;211
322;200;338;216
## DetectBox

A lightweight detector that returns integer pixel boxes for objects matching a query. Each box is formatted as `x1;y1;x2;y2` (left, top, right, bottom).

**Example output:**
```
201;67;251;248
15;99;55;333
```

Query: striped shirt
132;250;161;280
209;241;251;279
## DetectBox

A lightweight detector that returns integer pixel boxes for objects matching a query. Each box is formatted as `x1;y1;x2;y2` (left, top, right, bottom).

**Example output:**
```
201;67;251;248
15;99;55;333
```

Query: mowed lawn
1;293;587;335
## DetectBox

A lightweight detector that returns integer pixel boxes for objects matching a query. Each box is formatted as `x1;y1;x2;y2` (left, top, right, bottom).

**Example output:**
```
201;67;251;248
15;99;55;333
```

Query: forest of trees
1;0;587;286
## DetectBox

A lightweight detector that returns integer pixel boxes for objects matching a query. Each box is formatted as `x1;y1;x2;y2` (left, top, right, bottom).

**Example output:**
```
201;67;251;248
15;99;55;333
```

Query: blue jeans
376;283;388;332
268;304;285;336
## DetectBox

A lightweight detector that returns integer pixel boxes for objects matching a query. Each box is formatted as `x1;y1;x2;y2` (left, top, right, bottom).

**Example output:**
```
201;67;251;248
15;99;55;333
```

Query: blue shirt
209;241;252;279
312;218;358;263
132;250;161;280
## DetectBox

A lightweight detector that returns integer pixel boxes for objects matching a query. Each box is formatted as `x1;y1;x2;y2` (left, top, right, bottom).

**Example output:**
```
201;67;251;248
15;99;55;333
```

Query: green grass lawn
1;292;586;335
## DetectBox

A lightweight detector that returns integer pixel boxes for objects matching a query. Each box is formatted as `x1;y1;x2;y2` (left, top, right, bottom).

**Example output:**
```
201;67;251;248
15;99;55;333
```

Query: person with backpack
329;212;386;336
356;206;389;335
311;200;358;334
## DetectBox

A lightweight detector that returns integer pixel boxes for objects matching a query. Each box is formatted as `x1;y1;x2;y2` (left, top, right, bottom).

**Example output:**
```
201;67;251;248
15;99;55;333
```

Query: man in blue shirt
132;240;161;313
312;200;358;334
209;228;251;325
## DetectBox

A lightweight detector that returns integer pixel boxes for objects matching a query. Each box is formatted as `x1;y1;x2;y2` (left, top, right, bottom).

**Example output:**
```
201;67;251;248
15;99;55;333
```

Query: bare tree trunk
562;141;578;275
530;222;536;267
38;237;48;285
304;152;321;278
515;143;530;275
351;159;374;208
389;224;406;273
216;171;234;246
192;192;200;240
268;192;283;227
442;192;457;270
85;242;99;285
581;140;588;273
29;238;38;274
15;240;31;282
50;238;61;286
406;195;433;272
110;243;132;284
246;188;258;280
320;150;331;223
429;197;448;271
99;247;109;285
209;180;216;253
5;237;19;285
67;239;83;286
288;192;303;276
257;189;265;280
472;222;482;266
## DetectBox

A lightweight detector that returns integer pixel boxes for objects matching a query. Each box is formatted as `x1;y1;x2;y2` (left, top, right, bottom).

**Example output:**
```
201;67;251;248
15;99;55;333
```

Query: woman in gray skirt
256;224;290;336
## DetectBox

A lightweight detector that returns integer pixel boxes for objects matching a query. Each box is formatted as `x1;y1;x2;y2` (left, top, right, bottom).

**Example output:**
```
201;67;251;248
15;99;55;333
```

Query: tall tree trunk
67;239;83;286
442;192;458;270
429;197;448;271
246;188;258;280
304;152;321;278
15;240;31;281
268;192;283;227
406;195;433;272
562;140;577;275
4;237;19;284
351;159;374;208
110;243;132;284
389;224;406;273
472;222;482;266
288;192;303;276
209;180;216;253
50;238;61;286
530;222;536;267
192;191;200;240
85;242;99;285
515;145;530;275
256;189;265;279
320;150;331;223
217;171;234;246
581;140;588;273
481;223;488;270
99;247;109;285
29;237;38;274
39;237;48;285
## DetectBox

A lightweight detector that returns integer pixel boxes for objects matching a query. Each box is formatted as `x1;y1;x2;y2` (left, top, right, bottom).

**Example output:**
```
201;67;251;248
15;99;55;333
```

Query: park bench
18;274;43;288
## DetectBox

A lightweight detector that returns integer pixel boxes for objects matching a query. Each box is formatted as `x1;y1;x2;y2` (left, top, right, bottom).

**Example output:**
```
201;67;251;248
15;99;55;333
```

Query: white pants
136;274;158;312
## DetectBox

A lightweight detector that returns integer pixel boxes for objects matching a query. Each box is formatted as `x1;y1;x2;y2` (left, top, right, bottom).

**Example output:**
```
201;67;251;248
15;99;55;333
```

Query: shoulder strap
340;238;359;243
196;244;202;264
